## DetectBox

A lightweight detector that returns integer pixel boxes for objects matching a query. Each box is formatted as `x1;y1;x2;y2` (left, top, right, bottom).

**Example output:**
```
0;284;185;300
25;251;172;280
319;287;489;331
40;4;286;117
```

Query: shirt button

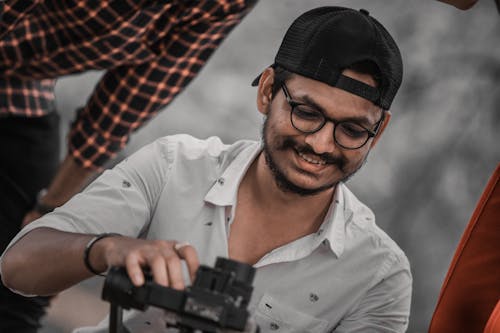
270;322;280;330
217;177;225;185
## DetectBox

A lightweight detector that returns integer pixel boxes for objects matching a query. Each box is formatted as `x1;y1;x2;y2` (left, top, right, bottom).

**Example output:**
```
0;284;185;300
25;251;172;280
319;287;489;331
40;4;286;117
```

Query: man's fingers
166;256;184;290
117;239;198;288
174;242;200;283
148;255;169;287
125;253;146;286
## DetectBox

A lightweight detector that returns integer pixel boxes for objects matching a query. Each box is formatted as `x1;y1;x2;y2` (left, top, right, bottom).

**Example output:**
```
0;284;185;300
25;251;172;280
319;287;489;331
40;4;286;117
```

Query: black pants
0;113;60;332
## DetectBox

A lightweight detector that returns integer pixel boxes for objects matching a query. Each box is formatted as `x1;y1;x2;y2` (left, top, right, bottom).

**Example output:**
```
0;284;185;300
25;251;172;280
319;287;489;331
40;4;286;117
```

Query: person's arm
21;1;257;225
1;228;97;295
0;1;38;40
1;227;199;296
3;138;200;295
334;254;412;333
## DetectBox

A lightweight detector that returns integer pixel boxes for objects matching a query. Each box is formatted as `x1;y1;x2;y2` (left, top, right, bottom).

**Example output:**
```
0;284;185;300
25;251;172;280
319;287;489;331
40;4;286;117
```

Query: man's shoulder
340;184;409;269
153;134;257;164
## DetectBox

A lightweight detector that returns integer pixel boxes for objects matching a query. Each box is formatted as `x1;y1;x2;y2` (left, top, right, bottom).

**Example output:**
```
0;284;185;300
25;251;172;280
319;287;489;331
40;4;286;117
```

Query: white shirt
2;134;412;333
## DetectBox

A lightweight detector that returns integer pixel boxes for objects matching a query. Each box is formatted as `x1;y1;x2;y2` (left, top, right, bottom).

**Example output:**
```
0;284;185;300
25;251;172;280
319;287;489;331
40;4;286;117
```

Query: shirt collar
319;184;353;258
204;141;262;206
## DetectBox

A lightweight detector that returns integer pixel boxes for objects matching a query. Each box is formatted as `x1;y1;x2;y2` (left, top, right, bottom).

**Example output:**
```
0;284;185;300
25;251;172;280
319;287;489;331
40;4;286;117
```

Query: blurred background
39;0;499;332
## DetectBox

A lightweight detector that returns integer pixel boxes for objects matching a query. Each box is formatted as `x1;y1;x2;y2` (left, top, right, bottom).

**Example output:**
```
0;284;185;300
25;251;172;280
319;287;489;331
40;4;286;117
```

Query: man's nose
304;122;337;155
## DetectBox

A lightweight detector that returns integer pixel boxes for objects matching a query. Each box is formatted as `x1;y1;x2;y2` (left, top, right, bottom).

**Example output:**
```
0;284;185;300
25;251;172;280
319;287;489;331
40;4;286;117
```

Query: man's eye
339;122;366;138
293;107;322;121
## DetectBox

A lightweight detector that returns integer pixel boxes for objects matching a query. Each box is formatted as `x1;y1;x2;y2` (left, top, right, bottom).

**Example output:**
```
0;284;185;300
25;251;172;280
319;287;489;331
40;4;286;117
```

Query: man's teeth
298;152;326;165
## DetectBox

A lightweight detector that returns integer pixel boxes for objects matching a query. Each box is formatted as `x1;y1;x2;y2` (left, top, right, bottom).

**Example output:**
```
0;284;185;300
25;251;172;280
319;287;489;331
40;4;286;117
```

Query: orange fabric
428;163;500;333
485;300;500;333
437;0;479;10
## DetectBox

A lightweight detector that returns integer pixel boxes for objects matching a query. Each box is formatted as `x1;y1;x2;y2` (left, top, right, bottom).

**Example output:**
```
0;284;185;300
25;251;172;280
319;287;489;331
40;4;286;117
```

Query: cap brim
252;64;277;86
251;73;262;86
252;69;380;107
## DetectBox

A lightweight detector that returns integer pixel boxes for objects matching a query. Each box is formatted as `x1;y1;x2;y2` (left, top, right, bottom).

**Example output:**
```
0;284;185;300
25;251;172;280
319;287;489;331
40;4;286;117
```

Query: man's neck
228;152;336;265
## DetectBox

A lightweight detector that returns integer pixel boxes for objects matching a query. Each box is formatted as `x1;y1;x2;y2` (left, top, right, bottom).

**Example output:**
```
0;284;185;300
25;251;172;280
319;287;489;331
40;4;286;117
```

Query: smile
297;151;326;165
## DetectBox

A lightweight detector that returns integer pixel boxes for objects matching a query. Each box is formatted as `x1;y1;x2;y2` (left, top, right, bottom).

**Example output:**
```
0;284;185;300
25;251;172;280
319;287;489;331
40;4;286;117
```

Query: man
0;0;256;331
1;6;412;333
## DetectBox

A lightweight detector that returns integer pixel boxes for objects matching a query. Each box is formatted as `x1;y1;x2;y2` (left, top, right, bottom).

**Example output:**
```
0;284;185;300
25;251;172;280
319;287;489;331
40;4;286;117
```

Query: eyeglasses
281;83;385;150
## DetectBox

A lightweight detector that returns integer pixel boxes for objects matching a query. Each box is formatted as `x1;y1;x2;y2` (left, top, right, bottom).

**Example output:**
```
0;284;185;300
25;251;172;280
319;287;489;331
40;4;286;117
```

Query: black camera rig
101;257;258;333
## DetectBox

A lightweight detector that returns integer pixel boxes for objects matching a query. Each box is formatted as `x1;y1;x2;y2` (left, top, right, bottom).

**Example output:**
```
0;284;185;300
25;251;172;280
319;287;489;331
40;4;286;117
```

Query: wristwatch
34;189;56;215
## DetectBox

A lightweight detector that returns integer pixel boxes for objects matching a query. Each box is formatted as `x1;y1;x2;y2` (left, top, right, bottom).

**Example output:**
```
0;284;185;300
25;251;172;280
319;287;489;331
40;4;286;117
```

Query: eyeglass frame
280;82;386;150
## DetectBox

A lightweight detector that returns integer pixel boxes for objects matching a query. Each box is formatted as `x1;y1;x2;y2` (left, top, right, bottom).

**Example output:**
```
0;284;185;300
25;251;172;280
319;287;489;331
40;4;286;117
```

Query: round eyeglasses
281;83;385;150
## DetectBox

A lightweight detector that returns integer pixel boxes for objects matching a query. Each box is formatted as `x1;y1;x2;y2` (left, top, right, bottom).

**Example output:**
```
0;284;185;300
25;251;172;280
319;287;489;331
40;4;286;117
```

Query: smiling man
260;68;384;196
1;6;412;333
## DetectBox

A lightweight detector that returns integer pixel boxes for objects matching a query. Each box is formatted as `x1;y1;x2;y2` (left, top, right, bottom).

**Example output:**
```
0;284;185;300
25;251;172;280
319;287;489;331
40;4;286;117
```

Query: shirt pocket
254;294;329;333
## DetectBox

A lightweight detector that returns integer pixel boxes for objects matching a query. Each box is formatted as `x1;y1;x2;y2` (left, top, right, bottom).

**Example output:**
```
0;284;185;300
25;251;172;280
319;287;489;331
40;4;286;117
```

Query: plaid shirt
0;0;257;169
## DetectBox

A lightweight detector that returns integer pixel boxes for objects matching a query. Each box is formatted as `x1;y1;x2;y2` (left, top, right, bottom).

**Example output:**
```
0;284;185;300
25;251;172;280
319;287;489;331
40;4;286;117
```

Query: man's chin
274;172;337;197
265;147;334;196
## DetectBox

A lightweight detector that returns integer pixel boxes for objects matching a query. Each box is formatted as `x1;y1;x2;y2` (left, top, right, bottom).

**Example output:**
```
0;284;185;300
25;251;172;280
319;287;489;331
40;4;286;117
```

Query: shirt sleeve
333;253;413;333
0;137;172;256
67;1;257;170
0;0;39;39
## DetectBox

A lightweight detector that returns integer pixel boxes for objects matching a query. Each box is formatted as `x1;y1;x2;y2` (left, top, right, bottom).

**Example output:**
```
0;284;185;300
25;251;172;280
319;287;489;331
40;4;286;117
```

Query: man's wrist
84;233;121;276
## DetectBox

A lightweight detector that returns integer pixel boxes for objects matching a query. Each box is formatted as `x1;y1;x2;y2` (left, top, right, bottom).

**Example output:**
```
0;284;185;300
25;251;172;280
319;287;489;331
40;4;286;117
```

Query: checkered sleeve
68;0;257;170
0;0;39;39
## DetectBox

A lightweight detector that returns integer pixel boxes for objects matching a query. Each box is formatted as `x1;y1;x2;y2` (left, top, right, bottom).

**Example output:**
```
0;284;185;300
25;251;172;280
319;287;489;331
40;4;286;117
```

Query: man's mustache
280;138;346;169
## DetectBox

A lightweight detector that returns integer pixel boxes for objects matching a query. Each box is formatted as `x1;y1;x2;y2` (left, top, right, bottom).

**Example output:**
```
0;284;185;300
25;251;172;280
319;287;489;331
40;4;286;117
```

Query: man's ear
256;67;275;115
370;111;391;149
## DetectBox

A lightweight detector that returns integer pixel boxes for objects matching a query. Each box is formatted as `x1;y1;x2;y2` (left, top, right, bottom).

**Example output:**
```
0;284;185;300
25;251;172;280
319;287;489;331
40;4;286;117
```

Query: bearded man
1;6;412;333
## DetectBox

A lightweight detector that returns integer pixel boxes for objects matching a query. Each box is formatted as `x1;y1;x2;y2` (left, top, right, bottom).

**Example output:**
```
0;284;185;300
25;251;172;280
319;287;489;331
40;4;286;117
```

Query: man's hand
21;210;43;227
94;236;200;290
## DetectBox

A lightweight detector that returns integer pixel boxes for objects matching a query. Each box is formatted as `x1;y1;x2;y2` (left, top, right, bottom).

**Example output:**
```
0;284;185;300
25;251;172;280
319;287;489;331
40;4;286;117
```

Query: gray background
41;1;500;332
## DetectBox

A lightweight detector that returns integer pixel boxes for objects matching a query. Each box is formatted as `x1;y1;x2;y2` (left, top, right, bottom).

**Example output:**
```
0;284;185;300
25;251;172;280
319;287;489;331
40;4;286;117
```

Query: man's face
260;69;384;196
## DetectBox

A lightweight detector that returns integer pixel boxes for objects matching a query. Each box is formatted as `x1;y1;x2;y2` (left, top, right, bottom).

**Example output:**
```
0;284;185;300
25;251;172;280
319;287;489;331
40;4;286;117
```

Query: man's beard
261;115;366;197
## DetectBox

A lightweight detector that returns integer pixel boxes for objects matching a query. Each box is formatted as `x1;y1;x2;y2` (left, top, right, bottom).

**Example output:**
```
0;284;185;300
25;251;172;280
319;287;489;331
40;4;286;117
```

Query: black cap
252;7;403;110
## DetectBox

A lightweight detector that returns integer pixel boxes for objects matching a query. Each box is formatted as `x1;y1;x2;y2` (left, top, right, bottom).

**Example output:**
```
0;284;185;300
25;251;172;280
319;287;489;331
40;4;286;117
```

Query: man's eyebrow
299;94;376;127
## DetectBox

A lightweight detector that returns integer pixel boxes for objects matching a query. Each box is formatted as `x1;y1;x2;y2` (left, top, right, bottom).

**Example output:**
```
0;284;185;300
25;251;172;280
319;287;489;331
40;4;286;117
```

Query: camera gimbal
101;257;259;333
